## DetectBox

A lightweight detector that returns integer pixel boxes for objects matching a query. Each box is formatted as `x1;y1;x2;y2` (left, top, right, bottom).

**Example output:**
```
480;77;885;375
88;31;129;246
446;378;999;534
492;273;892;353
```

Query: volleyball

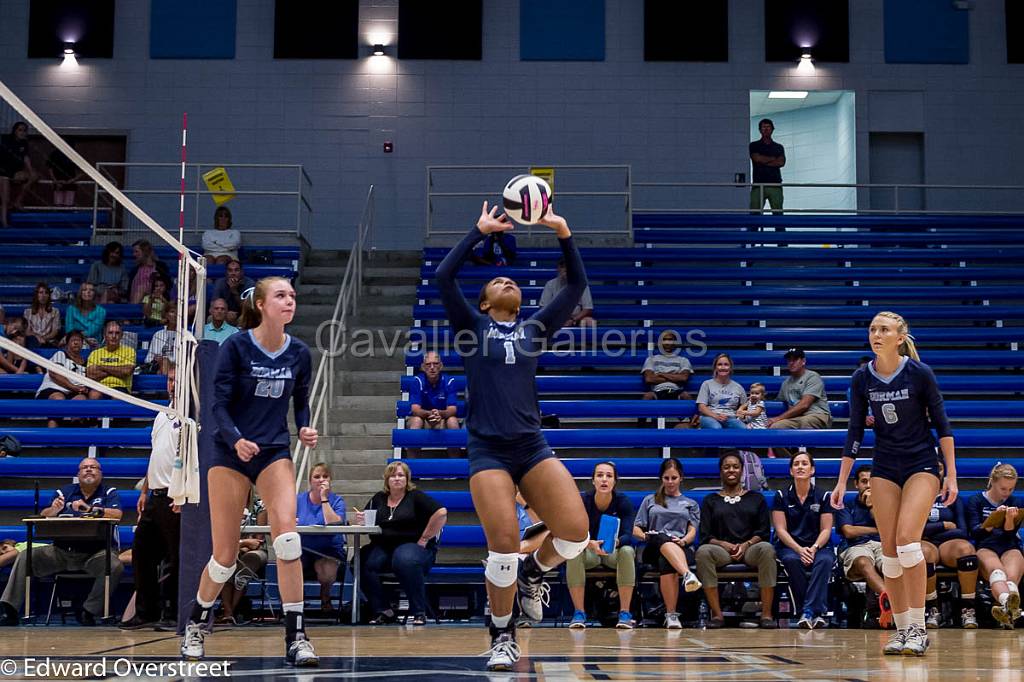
502;174;552;225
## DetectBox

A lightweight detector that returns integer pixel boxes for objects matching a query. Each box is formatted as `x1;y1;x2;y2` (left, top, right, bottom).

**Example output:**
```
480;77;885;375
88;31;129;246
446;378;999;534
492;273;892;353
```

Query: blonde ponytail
876;310;920;361
238;276;290;330
987;463;1018;491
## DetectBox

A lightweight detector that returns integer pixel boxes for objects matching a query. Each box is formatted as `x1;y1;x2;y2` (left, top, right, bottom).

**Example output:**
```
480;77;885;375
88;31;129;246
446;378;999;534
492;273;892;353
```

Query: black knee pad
926;563;936;577
958;555;979;572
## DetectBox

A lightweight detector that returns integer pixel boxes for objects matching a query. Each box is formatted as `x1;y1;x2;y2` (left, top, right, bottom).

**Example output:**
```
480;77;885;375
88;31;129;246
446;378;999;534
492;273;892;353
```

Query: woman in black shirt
695;452;777;628
355;462;448;625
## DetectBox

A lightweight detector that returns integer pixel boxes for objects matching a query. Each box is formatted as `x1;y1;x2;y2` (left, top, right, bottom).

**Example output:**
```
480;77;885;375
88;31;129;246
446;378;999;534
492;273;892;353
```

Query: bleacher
391;212;1024;602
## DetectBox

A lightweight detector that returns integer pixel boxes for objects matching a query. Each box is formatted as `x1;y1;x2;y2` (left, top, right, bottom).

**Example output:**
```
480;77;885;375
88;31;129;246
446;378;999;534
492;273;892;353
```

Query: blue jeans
699;415;746;430
360;542;436;617
777;546;833;617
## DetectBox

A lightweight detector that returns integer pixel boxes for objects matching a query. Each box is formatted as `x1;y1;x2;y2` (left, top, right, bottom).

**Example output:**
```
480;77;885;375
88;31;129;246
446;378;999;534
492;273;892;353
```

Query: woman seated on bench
695;451;777;629
566;462;637;629
632;458;702;630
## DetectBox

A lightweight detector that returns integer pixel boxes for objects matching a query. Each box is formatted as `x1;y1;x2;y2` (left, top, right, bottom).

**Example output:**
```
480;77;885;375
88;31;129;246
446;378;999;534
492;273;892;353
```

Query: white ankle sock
999;591;1011;606
491;613;512;628
909;606;925;628
532;551;554;573
893;611;911;631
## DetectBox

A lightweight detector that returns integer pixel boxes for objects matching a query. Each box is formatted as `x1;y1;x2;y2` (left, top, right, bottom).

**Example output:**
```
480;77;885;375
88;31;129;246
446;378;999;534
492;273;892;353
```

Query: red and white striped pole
178;112;188;248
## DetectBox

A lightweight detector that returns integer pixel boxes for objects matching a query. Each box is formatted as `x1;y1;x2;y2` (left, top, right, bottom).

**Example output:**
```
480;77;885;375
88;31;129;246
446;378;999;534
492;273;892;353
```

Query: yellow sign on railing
530;166;554;193
202;167;236;206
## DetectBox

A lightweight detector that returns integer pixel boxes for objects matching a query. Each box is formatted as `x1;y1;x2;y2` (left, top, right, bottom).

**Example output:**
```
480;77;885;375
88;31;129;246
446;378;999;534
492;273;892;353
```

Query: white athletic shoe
664;612;682;630
811;616;829;630
285;634;319;667
682;571;702;593
485;629;521;671
796;613;814;630
1007;590;1022;622
883;629;906;655
901;624;929;656
961;607;978;629
517;575;551;622
925;606;940;629
180;621;206;661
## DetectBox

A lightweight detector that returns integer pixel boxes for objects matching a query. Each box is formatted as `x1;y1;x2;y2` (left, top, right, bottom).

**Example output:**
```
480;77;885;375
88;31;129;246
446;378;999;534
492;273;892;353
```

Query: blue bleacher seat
0;374;166;394
0;488;140;509
0;428;151;447
1;263;293;280
0;457;149;477
0;400;165;418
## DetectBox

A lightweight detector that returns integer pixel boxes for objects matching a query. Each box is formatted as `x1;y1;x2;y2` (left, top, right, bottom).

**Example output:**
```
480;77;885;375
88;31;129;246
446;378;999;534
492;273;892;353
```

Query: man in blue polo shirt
407;351;460;456
0;457;124;626
835;465;888;628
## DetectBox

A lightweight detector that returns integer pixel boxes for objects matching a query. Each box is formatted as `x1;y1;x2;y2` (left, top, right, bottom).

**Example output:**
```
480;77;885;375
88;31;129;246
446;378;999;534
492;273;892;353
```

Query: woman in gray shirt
696;353;747;430
632;458;703;629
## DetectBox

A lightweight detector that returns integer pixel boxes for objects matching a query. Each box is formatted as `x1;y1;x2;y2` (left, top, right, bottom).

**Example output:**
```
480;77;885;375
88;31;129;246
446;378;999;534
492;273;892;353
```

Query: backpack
739;450;767;492
0;434;22;457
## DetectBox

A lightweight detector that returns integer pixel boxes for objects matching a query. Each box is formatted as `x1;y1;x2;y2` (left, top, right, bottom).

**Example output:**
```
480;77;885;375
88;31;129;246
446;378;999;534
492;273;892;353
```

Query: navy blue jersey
923;496;969;543
212;330;312;450
52;483;121;552
772;484;834;548
835;499;879;551
436;227;586;440
966;491;1024;554
409;373;458;412
843;357;953;460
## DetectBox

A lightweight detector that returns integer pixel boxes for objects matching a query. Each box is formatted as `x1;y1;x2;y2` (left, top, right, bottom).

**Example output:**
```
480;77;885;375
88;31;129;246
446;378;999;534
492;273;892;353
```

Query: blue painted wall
150;0;236;59
521;0;605;61
884;0;968;64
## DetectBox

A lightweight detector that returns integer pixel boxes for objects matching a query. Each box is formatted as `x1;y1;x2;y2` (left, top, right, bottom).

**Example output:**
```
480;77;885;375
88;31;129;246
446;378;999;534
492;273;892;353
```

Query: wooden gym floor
0;625;1018;680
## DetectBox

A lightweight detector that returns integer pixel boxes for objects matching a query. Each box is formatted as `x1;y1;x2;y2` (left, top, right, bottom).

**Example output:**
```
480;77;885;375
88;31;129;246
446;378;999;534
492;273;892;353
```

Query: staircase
291;250;422;506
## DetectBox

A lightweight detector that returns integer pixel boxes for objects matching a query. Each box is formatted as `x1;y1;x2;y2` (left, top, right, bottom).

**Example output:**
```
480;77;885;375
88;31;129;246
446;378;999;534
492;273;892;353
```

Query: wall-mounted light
61;42;78;68
797;52;814;73
371;44;386;56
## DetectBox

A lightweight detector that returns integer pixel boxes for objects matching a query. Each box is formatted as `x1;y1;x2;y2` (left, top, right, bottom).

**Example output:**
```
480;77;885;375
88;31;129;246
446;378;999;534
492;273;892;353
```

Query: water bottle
778;590;791;629
698;600;710;629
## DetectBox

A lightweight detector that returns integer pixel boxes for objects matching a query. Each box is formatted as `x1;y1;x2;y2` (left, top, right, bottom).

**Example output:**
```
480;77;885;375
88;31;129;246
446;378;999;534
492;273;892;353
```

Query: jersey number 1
503;341;516;365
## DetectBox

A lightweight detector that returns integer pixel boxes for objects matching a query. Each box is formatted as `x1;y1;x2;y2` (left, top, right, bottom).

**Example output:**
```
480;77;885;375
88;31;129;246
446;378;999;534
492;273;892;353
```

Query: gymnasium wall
0;0;1021;248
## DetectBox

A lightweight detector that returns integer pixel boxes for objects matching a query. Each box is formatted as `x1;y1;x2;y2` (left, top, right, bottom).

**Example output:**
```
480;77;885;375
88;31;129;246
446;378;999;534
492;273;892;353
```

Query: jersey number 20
881;403;899;425
255;379;285;399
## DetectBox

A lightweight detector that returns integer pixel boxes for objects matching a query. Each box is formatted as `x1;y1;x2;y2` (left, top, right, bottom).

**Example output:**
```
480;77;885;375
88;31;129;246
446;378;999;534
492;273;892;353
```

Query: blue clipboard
597;514;620;552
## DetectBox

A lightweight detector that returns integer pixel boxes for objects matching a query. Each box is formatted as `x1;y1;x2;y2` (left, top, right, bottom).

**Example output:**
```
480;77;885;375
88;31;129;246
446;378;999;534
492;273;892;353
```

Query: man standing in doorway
749;118;786;214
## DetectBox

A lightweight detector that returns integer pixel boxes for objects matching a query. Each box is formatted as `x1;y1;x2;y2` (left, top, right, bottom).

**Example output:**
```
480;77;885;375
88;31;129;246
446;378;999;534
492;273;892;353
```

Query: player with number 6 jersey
436;199;592;671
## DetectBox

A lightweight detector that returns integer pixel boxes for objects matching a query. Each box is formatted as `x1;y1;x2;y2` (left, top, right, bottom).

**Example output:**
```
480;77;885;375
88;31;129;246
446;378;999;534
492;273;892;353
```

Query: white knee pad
897;542;925;569
273;531;302;561
881;554;904;579
989;569;1008;584
485;551;519;588
206;557;237;584
553;534;590;561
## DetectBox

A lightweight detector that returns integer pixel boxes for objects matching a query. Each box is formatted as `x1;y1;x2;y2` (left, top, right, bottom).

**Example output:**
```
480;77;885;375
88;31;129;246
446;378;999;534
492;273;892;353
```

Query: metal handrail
294;185;375;485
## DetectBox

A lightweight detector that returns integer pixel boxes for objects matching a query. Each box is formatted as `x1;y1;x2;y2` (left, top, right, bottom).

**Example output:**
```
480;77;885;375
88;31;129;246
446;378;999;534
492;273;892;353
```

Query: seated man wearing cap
768;348;832;431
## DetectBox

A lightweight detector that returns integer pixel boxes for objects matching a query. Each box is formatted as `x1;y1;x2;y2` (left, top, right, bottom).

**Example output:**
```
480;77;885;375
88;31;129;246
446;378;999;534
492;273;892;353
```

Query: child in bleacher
142;274;170;328
738;382;769;429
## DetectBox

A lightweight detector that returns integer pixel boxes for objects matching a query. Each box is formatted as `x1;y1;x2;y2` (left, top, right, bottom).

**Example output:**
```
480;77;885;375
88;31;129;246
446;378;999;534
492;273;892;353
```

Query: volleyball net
0;78;204;504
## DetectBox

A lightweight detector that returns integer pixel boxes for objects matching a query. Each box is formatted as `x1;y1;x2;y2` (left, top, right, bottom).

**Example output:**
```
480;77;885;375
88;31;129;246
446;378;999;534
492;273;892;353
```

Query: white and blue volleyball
502;174;552;225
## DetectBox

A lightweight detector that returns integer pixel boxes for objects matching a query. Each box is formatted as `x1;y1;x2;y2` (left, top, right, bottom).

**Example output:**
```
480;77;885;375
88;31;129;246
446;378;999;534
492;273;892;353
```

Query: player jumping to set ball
831;311;957;656
436;200;592;672
180;277;319;667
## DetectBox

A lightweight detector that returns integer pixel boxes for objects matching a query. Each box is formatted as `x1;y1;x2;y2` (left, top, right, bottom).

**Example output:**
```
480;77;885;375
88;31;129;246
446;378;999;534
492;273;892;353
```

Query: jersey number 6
881;402;899;425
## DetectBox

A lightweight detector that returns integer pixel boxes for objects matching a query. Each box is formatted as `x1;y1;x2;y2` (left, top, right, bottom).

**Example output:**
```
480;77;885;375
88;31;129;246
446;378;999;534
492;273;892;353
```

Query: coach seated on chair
406;352;461;457
0;457;124;626
355;462;447;626
85;320;136;398
298;462;347;614
695;451;777;629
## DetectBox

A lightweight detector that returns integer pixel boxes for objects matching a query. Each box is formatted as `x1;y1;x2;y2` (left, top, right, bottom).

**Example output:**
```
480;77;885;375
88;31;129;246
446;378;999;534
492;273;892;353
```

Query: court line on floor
87;635;179;656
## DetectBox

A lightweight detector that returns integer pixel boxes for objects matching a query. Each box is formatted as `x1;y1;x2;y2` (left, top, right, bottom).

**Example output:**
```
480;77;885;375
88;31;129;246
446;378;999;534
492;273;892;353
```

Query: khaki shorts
841;540;883;578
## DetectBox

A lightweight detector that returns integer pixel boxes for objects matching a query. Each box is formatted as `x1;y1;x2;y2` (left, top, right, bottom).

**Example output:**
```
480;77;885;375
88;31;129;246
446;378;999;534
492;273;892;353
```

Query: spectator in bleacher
212;259;255;325
567;462;637;629
767;348;832;430
0;317;30;374
297;463;347;613
0;121;38;227
145;303;178;374
218;493;268;626
641;330;693;402
0;457;124;626
631;458;702;630
771;451;834;629
406;351;460;457
23;282;61;348
85;320;136;398
65;282;106;348
203;298;239;344
128;239;171;305
696;353;747;430
470;230;516;267
35;329;89;427
966;463;1024;629
47;143;83;207
921;459;978;629
0;540;18;569
355;462;448;626
836;465;888;628
142;274;171;328
696;452;777;628
538;258;595;328
87;242;129;305
120;366;181;630
749;118;785;214
202;206;242;265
